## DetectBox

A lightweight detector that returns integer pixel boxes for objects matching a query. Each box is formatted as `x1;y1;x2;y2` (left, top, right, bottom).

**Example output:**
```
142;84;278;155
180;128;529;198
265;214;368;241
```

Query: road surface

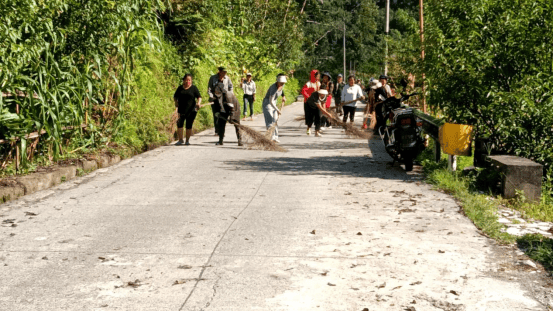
0;101;550;310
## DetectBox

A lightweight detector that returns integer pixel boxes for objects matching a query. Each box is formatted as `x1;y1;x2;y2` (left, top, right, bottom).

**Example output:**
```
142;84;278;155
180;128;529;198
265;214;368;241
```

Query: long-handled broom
215;113;287;152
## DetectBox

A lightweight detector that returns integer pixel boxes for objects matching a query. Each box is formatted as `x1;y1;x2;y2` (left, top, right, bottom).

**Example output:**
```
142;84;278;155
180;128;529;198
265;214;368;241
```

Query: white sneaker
328;126;333;129
321;127;327;130
306;129;311;135
315;132;322;137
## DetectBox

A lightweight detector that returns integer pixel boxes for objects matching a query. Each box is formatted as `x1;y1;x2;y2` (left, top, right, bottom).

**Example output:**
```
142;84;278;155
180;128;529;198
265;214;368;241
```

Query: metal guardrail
414;109;444;163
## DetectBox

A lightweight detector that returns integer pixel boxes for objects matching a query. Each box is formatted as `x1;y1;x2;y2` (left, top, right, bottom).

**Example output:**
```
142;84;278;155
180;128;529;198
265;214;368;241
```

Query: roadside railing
413;109;444;163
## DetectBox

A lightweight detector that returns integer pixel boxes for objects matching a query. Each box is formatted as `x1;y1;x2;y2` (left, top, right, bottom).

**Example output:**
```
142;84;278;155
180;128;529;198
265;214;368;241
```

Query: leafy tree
297;0;421;84
424;0;553;187
163;0;305;76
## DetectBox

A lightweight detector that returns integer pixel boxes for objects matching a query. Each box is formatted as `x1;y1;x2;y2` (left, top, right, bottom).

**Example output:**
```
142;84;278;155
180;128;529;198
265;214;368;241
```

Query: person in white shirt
340;75;365;123
262;74;287;142
241;73;256;121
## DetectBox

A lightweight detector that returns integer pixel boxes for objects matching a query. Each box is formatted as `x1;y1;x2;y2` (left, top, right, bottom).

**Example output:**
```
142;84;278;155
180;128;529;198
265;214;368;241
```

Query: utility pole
419;0;427;113
384;0;390;75
343;23;346;78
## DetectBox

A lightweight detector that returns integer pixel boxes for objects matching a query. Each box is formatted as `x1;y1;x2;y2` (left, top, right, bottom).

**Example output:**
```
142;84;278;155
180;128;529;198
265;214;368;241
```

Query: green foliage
298;0;379;79
114;42;180;153
417;139;514;242
297;0;423;84
0;0;168;166
424;0;553;186
517;234;553;273
165;0;304;75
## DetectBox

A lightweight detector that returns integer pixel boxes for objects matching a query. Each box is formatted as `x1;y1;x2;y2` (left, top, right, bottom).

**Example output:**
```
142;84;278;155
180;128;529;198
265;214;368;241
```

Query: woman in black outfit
173;74;202;145
304;88;332;137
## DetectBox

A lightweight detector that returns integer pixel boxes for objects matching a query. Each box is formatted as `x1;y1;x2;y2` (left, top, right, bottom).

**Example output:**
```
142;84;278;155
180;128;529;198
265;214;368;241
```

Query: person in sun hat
362;78;382;130
262;73;287;143
240;72;256;121
207;66;233;136
320;72;334;129
374;74;393;133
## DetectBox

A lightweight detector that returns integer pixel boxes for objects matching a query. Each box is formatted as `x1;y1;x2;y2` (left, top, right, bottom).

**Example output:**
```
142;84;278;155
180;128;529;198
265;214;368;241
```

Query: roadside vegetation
0;0;303;178
417;141;553;272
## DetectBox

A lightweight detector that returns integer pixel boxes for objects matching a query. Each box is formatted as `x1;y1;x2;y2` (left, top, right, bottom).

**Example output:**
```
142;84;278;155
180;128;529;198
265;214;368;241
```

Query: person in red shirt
301;70;321;135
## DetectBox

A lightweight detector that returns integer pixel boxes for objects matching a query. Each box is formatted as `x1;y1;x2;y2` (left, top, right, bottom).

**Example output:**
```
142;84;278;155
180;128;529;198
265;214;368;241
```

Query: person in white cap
262;74;287;142
240;73;256;121
304;86;333;137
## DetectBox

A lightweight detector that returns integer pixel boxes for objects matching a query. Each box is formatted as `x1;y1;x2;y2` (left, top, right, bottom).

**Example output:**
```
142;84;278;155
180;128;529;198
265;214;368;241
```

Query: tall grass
0;0;167;168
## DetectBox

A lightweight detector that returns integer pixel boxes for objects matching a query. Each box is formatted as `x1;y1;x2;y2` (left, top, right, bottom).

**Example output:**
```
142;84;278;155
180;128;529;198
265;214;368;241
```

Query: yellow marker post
439;123;474;156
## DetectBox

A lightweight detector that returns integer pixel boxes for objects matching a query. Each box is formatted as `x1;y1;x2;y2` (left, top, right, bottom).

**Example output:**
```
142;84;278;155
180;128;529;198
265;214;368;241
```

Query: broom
216;113;287;152
167;111;180;140
264;98;286;140
294;103;372;140
326;110;373;140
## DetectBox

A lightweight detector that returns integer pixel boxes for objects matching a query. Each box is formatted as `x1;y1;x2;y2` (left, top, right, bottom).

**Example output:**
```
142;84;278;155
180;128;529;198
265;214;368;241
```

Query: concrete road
0;101;550;310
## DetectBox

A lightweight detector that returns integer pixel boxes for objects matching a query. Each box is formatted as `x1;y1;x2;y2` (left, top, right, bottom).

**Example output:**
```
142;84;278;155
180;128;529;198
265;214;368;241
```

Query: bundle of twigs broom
294;99;373;140
328;112;373;140
264;98;286;140
216;113;287;152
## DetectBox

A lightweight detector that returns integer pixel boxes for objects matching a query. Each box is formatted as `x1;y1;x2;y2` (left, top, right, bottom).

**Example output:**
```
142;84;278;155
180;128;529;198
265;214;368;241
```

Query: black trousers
215;106;242;144
321;113;331;127
343;106;356;122
243;94;254;117
305;105;321;131
335;100;343;115
211;99;222;134
375;103;385;131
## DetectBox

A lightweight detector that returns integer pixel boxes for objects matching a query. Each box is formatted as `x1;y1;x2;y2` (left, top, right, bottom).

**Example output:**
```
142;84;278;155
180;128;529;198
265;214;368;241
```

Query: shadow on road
223;155;422;181
282;140;369;151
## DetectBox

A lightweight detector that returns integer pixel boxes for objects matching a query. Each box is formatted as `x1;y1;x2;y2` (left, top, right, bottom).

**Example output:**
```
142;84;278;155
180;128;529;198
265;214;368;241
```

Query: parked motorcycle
377;90;425;171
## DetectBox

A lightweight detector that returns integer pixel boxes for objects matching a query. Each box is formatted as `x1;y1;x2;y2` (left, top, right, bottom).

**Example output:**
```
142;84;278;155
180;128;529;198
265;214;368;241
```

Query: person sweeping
301;69;321;135
362;78;382;130
304;86;333;137
213;83;242;146
262;74;287;143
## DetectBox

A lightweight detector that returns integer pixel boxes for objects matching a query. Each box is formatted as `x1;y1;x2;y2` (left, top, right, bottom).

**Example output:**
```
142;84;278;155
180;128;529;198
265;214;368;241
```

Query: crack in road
178;172;270;311
203;273;222;310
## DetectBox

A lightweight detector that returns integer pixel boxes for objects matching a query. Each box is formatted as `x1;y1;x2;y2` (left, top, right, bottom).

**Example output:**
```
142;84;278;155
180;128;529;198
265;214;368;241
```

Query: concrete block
108;155;121;166
50;166;77;185
96;156;110;168
79;159;98;172
17;171;55;194
0;182;25;203
488;155;543;203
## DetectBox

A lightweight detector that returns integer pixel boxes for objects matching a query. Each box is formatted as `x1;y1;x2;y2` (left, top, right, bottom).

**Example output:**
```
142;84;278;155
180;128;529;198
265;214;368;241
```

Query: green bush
0;0;167;165
424;0;553;188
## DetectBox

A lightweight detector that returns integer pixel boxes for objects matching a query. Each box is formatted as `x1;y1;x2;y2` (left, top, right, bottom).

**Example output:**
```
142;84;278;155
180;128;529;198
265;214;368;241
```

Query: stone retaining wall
0;154;121;204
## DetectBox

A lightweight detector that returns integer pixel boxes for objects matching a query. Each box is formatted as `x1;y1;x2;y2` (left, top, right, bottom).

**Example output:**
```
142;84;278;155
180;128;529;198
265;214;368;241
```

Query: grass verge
418;140;553;272
418;142;515;243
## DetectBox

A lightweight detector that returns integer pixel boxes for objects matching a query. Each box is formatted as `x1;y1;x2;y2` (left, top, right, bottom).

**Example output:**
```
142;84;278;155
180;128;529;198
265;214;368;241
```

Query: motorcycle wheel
404;157;414;172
